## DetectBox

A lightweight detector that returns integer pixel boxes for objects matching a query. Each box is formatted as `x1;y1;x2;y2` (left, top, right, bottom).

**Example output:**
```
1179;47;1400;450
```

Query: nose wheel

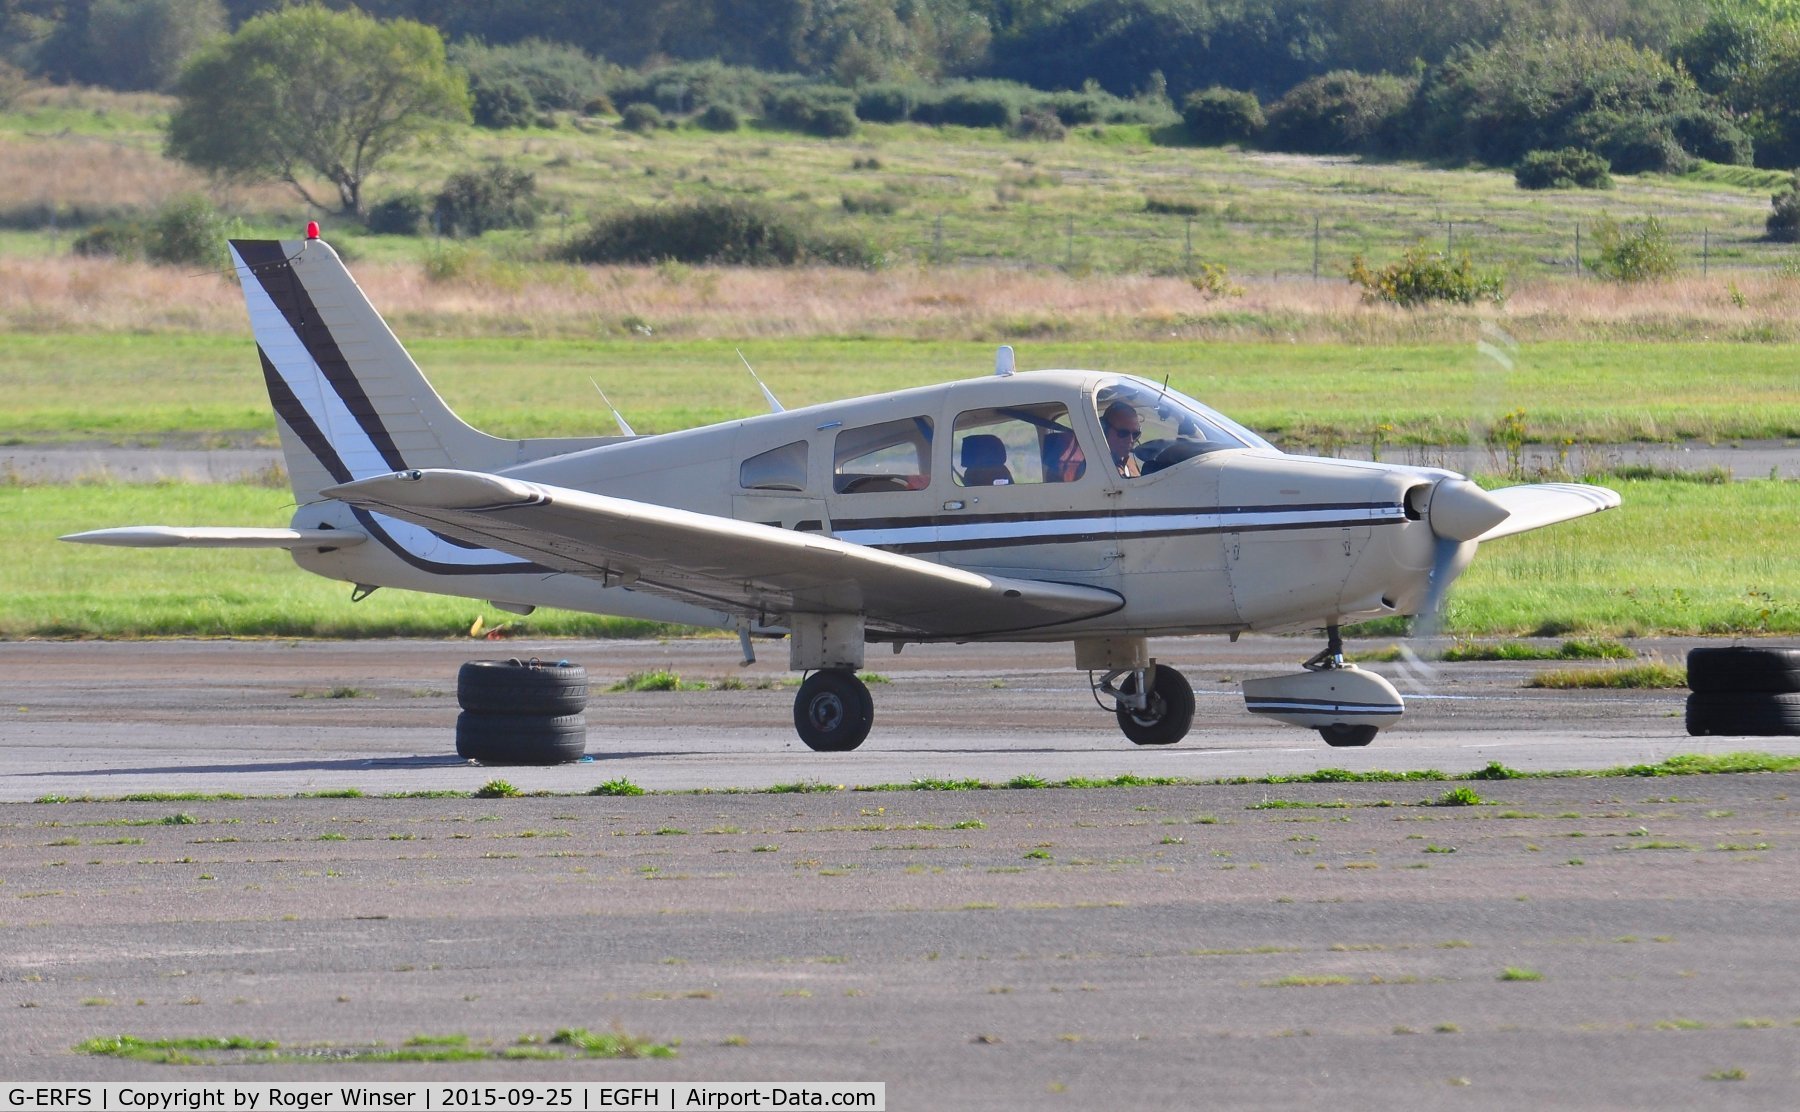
793;669;874;751
1320;723;1378;747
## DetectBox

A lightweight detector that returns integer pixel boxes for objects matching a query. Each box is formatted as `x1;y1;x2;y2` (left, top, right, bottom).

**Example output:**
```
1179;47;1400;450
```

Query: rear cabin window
833;417;934;494
739;440;809;491
952;402;1082;487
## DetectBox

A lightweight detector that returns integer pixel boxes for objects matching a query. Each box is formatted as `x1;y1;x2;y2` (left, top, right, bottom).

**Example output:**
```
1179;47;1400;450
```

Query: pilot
1043;430;1085;482
1100;401;1142;478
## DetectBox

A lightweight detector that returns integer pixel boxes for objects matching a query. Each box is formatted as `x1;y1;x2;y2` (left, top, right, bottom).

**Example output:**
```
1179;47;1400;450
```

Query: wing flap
323;469;1122;637
1475;483;1621;542
60;526;366;550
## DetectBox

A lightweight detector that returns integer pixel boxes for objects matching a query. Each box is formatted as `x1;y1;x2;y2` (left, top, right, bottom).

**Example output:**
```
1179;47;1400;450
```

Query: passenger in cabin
1043;430;1086;482
1100;401;1143;478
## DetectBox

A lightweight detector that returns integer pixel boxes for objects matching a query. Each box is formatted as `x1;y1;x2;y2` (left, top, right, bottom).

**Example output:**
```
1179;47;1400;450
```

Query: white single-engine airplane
67;229;1620;752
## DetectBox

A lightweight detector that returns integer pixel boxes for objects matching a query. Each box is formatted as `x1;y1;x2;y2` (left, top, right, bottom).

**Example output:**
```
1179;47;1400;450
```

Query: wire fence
886;210;1800;282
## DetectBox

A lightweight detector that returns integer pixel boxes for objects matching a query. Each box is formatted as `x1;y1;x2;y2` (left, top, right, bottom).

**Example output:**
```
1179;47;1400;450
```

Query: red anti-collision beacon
306;221;320;240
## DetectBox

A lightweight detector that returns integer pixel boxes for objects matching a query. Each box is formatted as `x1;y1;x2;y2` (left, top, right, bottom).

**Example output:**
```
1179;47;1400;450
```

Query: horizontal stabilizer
323;468;1123;638
60;526;367;550
1474;483;1621;542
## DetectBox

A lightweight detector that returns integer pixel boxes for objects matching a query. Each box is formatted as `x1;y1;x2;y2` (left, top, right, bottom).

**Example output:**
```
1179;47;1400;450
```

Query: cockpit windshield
1093;376;1272;477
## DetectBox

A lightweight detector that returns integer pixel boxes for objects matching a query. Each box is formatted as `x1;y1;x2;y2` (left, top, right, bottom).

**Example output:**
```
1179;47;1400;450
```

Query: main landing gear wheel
1115;665;1195;746
793;669;874;752
1319;723;1379;748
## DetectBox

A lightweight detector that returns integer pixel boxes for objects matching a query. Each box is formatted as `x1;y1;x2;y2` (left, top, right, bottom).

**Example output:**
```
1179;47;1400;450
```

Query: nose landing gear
1243;624;1404;746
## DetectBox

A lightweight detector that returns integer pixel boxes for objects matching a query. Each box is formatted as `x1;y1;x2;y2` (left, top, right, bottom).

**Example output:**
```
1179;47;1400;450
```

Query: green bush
147;195;233;268
365;192;429;236
1588;215;1679;282
697;103;741;132
471;77;536;129
769;87;858;138
1582;114;1691;175
0;59;33;109
1515;148;1612;190
72;222;147;261
1038;87;1174;127
450;38;605;113
913;82;1022;130
1767;173;1800;242
620;102;664;133
841;193;900;215
1417;35;1739;170
560;199;882;268
1669;108;1753;166
855;83;919;123
1347;243;1505;307
1265;70;1415;155
433;165;537;237
608;60;783;118
1012;107;1067;141
1182;87;1264;145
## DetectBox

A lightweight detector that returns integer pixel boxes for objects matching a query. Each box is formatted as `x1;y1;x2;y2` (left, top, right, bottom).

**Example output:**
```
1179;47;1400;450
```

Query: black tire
1686;646;1800;694
793;670;873;752
1320;723;1379;748
1115;665;1195;746
458;659;588;716
1685;691;1800;737
456;712;588;764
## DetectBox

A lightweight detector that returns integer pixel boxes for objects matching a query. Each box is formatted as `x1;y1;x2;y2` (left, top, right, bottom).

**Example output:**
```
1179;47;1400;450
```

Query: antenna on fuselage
589;380;636;437
737;349;785;413
995;345;1015;377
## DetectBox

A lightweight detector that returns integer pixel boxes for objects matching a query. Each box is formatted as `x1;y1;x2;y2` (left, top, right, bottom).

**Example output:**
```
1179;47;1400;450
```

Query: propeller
1395;477;1509;690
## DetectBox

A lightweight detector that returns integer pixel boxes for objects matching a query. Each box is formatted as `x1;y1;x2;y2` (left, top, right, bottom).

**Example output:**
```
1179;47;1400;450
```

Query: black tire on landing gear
1115;665;1196;746
1320;723;1379;748
793;670;874;752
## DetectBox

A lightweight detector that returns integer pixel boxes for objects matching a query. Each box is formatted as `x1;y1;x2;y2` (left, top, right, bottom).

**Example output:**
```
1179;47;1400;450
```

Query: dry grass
8;253;1800;343
0;88;300;223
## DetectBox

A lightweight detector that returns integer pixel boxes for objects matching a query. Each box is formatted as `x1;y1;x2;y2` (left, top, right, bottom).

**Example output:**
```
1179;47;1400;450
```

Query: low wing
322;469;1122;638
61;526;366;550
1475;483;1621;543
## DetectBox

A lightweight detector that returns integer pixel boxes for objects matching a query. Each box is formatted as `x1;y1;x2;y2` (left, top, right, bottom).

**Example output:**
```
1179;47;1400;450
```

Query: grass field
5;477;1793;640
4;89;1795;643
4;84;1800;282
4;333;1797;450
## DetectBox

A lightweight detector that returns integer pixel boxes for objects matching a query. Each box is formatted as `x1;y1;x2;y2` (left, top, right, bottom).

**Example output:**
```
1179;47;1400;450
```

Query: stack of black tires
1686;646;1800;736
456;659;589;764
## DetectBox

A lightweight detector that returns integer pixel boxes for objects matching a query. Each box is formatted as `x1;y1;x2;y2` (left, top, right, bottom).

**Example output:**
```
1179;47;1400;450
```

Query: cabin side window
833;417;934;494
952;402;1082;487
739;440;809;491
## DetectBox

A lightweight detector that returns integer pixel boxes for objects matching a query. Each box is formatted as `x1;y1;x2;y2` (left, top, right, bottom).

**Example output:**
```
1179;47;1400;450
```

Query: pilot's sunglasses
1107;425;1142;442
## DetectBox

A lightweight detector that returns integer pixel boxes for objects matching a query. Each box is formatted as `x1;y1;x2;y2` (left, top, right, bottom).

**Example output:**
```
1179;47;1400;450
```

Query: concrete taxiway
4;638;1798;1105
3;637;1795;800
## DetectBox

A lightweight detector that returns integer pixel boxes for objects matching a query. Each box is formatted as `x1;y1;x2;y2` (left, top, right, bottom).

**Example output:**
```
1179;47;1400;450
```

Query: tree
165;5;469;217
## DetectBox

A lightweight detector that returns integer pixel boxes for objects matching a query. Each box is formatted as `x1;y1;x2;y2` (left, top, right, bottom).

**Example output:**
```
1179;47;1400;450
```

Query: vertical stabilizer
231;238;603;504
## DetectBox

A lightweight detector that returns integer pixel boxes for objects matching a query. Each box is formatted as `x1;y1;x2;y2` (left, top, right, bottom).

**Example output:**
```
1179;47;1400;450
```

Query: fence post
1312;215;1320;281
1184;215;1193;273
1446;221;1453;256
